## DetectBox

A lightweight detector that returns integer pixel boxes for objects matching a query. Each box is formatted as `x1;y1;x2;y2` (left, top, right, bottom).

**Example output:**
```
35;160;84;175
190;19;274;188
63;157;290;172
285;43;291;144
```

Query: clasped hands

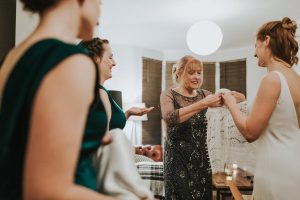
203;91;246;108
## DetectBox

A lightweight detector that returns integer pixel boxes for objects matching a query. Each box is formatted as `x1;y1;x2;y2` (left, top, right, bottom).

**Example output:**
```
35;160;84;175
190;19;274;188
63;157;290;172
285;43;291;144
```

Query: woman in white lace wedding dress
222;17;300;200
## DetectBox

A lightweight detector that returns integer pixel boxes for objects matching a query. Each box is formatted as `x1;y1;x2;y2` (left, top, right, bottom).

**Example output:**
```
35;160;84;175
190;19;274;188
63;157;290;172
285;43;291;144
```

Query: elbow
244;135;257;143
243;129;260;143
241;120;261;143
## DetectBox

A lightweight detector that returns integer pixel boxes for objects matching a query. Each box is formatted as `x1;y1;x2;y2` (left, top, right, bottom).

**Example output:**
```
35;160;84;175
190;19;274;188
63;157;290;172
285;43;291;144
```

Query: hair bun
281;17;297;36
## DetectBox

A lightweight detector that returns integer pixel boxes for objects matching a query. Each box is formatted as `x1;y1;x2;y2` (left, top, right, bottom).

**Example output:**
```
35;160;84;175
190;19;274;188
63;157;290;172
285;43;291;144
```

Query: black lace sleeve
160;90;180;127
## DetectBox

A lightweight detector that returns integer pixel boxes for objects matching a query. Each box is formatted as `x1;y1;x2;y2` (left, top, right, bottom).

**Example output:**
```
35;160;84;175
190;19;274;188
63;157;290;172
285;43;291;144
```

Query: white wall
15;0;38;45
15;0;99;45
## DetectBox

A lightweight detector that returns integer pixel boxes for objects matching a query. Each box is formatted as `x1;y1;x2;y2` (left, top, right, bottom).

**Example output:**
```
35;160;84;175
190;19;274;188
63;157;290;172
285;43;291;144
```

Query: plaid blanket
136;162;164;200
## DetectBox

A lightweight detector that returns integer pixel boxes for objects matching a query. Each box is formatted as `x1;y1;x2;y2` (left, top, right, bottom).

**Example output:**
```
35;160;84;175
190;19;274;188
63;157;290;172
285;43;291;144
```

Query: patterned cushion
136;162;164;200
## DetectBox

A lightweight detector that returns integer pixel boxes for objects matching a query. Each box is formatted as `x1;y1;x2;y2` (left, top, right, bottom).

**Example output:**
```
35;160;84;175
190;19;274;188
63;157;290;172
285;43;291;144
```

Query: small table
212;168;253;200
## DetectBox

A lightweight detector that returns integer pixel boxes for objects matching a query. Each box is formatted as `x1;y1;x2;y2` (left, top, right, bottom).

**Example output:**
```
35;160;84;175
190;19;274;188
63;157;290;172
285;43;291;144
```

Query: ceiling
99;0;300;53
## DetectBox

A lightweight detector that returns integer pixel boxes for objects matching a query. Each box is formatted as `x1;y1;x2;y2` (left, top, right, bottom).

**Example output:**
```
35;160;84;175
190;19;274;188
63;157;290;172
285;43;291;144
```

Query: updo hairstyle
256;17;298;66
78;37;109;59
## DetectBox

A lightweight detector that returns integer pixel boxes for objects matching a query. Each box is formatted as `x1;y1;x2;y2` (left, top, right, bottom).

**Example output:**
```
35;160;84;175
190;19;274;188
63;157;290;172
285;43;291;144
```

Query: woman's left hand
222;93;237;108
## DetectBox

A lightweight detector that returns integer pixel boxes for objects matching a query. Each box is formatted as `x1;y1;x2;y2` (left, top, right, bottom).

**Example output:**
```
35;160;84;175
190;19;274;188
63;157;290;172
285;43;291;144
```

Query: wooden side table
212;168;253;200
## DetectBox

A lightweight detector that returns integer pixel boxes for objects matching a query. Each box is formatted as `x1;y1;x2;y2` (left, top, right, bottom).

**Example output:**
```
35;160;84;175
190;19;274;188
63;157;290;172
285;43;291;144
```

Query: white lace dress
206;102;257;174
253;71;300;200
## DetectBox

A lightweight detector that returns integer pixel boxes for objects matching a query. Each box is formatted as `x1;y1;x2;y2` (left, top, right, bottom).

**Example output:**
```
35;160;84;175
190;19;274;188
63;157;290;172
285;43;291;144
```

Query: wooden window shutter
201;62;216;93
220;59;247;96
142;57;162;144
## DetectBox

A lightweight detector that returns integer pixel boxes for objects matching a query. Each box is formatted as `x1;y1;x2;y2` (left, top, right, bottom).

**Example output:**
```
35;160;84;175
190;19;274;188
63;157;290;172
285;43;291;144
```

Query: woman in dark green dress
79;38;154;140
0;0;115;200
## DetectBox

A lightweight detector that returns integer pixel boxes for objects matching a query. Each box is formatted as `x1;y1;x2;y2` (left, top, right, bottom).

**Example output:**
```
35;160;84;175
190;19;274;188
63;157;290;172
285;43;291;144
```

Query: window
220;59;247;96
201;62;216;93
142;57;162;144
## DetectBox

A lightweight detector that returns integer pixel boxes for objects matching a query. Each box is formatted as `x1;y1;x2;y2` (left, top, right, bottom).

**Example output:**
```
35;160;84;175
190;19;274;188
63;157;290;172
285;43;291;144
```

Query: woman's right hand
202;94;222;108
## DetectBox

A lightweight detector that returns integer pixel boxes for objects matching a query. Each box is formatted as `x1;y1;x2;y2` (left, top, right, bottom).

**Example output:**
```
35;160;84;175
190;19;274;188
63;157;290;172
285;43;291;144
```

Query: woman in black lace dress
160;55;222;200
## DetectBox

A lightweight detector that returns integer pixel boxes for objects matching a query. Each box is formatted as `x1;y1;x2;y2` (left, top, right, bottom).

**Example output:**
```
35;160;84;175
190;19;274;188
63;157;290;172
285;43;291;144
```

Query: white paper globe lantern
186;20;223;56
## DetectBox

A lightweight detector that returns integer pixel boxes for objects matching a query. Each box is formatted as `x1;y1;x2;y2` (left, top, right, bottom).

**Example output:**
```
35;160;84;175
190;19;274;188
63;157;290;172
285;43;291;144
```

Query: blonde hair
172;55;203;86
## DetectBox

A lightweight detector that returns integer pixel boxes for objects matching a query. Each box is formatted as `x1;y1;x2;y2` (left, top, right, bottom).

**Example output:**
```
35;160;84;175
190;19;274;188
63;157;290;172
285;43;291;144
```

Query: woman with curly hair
78;38;154;144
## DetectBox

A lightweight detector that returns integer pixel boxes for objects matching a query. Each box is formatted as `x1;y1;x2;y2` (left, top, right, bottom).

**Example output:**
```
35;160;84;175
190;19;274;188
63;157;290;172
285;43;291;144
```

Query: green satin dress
0;39;107;199
98;84;126;130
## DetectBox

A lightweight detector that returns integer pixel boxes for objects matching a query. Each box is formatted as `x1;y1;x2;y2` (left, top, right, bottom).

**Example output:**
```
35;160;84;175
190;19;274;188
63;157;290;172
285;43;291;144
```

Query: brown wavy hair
256;17;298;66
78;37;109;58
20;0;60;13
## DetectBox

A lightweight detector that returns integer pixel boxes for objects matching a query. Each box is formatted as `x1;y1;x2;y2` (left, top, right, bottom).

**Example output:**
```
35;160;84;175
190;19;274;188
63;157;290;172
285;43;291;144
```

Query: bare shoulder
50;54;95;85
260;71;281;88
57;54;95;73
258;71;281;99
40;54;96;102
